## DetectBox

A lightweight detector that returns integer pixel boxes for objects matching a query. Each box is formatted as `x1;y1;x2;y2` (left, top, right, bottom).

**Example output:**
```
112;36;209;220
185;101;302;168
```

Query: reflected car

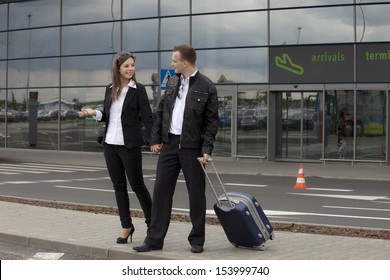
241;108;267;129
61;110;79;120
218;109;241;128
282;109;314;130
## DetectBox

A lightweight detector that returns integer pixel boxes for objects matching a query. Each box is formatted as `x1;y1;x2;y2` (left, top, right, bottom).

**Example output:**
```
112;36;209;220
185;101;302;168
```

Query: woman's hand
77;108;96;117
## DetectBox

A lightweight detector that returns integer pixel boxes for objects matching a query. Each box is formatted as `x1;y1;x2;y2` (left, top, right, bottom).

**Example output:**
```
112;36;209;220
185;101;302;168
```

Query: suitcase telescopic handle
197;157;233;208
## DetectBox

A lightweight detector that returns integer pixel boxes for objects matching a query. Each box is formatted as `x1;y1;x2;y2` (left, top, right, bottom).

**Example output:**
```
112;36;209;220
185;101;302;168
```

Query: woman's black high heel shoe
116;227;135;244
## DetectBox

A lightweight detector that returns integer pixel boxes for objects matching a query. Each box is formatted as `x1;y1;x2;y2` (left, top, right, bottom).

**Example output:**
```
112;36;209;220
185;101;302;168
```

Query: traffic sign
160;69;175;90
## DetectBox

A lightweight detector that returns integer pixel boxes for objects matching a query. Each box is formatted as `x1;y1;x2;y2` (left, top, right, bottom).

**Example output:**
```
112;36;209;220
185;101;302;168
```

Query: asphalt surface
1;148;390;260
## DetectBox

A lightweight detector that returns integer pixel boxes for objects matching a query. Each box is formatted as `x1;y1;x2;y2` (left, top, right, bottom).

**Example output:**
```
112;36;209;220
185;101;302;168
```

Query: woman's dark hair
111;51;136;101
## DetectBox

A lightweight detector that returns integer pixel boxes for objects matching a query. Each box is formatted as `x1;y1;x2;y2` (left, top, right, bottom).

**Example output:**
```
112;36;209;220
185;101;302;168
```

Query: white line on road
23;163;106;171
288;192;388;201
307;188;353;192
265;209;390;221
224;183;267;188
54;185;134;194
0;164;72;173
4;181;35;184
29;252;64;260
323;205;390;212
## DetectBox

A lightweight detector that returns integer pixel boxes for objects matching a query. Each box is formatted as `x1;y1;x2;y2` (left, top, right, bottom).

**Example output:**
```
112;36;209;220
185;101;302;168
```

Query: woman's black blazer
99;83;153;149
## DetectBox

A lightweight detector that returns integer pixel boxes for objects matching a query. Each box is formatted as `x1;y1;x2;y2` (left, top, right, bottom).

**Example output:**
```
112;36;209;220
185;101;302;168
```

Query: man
133;45;219;253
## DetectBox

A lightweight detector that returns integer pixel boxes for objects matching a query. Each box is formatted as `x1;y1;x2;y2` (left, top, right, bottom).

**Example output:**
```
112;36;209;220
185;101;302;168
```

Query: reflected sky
1;1;390;97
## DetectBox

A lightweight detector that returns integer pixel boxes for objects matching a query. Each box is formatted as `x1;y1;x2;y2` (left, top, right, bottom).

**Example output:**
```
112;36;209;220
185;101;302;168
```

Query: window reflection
161;17;189;50
9;0;60;29
237;87;268;157
193;12;267;48
61;55;112;87
8;58;60;88
161;0;189;16
0;33;6;59
123;0;158;19
62;0;120;24
270;6;354;45
61;87;104;152
6;88;61;150
0;4;7;31
123;19;159;52
270;0;352;9
62;23;120;55
0;61;5;87
196;48;267;83
355;90;386;160
356;4;390;42
193;0;266;13
8;28;60;59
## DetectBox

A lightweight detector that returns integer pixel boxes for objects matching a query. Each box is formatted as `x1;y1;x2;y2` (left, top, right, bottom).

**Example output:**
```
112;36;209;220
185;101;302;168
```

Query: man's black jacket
150;72;219;156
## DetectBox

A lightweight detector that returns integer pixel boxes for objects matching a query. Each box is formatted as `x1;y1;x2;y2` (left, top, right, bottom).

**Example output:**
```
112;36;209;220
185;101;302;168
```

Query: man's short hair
173;45;197;65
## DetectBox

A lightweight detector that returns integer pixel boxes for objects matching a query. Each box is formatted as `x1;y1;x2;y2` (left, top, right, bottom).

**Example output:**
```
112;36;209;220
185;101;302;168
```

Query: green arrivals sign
269;44;354;83
356;43;390;82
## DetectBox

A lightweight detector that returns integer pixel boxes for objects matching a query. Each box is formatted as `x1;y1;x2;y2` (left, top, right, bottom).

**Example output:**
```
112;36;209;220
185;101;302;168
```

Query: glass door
214;85;236;157
276;91;322;161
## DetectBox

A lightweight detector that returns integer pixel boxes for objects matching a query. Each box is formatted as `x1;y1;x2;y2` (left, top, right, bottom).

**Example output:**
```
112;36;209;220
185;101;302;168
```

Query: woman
78;51;153;243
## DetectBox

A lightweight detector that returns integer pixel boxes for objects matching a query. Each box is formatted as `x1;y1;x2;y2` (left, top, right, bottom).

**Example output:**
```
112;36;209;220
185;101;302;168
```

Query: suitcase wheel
270;232;275;240
253;243;266;251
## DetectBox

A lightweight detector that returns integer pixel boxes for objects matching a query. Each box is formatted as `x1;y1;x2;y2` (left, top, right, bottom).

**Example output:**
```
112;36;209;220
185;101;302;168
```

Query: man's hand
198;154;212;165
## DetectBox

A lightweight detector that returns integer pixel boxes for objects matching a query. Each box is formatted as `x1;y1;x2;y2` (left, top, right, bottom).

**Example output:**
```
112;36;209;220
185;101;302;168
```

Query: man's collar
181;69;198;81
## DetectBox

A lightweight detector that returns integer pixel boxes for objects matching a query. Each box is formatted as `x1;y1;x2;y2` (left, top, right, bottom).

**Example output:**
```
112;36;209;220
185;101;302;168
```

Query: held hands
150;144;162;153
77;108;96;118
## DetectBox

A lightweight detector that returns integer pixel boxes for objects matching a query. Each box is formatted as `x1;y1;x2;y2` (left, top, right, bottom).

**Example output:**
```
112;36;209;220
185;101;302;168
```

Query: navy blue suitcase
199;159;275;250
213;192;274;249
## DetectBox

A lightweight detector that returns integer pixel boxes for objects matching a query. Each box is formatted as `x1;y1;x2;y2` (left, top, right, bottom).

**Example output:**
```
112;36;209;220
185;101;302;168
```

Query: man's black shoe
133;243;161;252
191;245;204;253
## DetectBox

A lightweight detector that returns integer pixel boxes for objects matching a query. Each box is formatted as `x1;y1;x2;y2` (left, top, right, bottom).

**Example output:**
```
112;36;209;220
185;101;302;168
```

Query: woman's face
119;57;135;80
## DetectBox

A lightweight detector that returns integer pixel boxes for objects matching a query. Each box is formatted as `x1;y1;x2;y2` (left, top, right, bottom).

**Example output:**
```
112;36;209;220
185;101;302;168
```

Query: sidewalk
1;201;390;260
1;148;390;259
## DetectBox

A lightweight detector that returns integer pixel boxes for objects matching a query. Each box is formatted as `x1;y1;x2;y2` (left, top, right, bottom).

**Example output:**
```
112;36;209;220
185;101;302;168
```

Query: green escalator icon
275;53;304;75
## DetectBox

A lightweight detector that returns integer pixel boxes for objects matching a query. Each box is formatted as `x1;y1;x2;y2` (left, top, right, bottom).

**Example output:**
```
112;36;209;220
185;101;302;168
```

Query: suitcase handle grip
198;157;233;208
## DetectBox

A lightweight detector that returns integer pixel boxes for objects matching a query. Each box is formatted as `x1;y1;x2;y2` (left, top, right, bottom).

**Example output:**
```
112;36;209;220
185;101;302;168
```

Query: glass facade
0;0;389;165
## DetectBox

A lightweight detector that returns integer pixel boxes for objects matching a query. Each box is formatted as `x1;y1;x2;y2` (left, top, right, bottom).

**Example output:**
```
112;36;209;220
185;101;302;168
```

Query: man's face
171;51;185;74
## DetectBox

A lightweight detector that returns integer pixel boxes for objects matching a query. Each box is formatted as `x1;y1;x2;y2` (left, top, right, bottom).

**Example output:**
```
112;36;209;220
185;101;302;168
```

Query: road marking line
54;185;134;194
40;179;70;183
0;168;46;174
29;252;64;260
288;192;387;201
323;205;390;212
265;209;390;221
0;164;73;173
307;188;353;192
23;163;106;171
4;181;35;184
224;183;267;188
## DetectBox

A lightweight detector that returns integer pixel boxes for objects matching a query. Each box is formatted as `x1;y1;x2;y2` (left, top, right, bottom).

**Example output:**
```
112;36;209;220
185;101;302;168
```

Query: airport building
1;0;389;165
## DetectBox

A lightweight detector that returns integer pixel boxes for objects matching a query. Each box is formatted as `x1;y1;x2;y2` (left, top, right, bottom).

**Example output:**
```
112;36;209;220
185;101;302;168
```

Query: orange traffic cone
294;164;307;189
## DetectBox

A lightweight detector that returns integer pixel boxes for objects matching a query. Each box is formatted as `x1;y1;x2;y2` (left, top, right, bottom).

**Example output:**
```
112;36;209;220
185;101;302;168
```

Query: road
0;241;102;260
0;162;389;230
